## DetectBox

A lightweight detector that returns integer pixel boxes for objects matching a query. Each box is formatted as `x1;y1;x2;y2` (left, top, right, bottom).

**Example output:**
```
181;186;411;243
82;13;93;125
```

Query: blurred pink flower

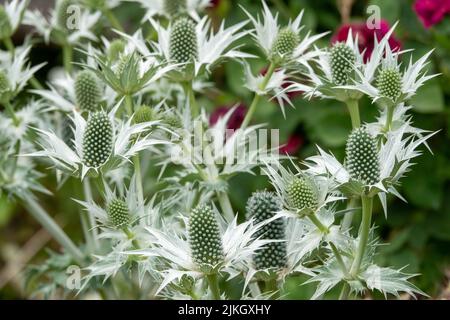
279;134;304;155
210;0;221;8
332;20;401;62
209;104;247;130
413;0;450;28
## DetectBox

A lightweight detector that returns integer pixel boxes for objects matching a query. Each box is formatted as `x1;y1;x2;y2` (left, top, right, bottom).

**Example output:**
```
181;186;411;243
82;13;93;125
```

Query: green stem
329;242;350;279
383;104;395;133
103;8;124;32
308;213;329;234
184;82;199;118
339;283;350;300
4;100;20;126
3;37;15;54
241;62;277;129
62;44;73;74
350;195;373;277
29;77;44;90
264;279;279;298
341;197;358;231
22;195;84;264
206;274;221;300
216;191;235;222
83;178;99;250
345;99;361;129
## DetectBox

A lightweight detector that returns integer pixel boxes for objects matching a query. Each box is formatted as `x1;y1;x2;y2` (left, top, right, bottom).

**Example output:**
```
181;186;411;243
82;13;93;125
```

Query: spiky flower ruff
107;198;130;229
246;191;286;270
56;0;73;31
345;127;380;185
286;177;318;212
169;17;198;64
133;105;155;124
62;116;75;150
0;6;12;39
82;111;113;168
188;205;224;272
164;0;187;17
75;70;102;112
377;68;402;101
271;27;299;60
330;43;356;85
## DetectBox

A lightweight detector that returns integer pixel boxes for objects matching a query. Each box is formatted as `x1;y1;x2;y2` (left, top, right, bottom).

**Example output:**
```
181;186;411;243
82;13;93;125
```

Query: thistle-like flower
26;101;169;179
0;0;28;40
75;70;102;112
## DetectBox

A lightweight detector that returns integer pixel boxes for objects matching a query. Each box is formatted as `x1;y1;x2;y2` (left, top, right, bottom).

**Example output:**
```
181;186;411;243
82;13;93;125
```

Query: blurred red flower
331;20;401;62
413;0;450;28
279;134;304;155
209;104;247;130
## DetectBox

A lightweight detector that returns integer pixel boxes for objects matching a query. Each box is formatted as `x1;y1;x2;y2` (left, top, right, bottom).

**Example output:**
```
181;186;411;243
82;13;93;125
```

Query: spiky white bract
0;0;28;38
150;16;254;79
242;1;328;66
129;0;210;22
26;101;170;179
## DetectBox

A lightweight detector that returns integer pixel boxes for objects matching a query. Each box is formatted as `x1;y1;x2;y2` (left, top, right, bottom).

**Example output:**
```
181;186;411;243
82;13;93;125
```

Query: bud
246;191;286;270
0;6;12;40
82;111;113;168
377;68;402;101
107;39;126;62
163;114;182;129
330;43;356;85
75;70;102;112
286;177;318;212
271;27;299;60
56;0;73;31
107;198;130;229
345;127;380;185
188;205;224;272
169;17;198;65
133;105;154;124
164;0;187;17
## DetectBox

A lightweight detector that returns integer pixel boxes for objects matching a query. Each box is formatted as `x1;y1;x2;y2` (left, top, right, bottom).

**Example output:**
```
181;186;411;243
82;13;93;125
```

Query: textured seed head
75;70;102;112
164;0;187;16
286;177;318;212
56;0;73;31
0;69;10;93
108;39;126;62
345;127;380;185
82;111;113;168
246;191;286;270
330;43;356;85
0;6;12;39
107;198;130;229
271;27;299;59
62;115;75;150
377;68;402;101
169;17;198;64
188;205;224;272
163;114;182;129
133;105;154;124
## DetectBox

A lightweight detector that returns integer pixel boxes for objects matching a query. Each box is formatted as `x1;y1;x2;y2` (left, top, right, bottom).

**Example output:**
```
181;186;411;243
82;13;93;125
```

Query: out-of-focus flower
413;0;450;28
209;104;246;130
332;20;401;62
279;134;303;155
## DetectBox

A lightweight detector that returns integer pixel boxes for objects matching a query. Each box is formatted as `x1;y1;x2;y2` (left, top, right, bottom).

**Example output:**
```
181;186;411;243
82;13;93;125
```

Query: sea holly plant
0;0;440;300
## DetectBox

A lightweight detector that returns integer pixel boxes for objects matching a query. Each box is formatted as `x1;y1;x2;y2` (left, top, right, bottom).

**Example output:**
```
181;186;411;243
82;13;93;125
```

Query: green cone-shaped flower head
286;177;318;212
271;27;299;60
133;105;155;124
56;0;74;31
330;43;356;85
377;68;402;101
108;39;126;62
0;6;12;40
75;70;102;112
164;0;187;17
82;111;113;168
246;191;286;270
169;17;198;65
107;198;130;229
188;205;224;273
345;127;380;185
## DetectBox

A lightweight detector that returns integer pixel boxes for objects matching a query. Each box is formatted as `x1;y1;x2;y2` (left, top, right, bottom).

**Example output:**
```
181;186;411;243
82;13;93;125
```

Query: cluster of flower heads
0;0;438;300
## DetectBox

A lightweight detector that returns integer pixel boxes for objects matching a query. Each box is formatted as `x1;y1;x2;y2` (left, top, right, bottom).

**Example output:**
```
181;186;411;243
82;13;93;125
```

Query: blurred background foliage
1;0;449;299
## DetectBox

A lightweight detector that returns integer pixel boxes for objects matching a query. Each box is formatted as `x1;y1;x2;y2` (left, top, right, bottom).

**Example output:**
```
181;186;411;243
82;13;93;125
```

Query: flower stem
341;197;358;231
382;104;395;133
62;44;73;74
339;283;350;300
206;273;221;300
329;242;350;279
308;213;329;234
241;62;277;129
264;279;279;298
183;82;199;118
103;7;124;32
345;99;361;129
83;178;99;250
3;100;20;126
216;191;235;222
22;194;84;264
3;37;15;54
350;195;373;277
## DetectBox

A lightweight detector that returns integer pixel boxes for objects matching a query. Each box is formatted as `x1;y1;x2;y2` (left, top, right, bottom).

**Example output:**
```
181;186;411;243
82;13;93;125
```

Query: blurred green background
1;0;449;299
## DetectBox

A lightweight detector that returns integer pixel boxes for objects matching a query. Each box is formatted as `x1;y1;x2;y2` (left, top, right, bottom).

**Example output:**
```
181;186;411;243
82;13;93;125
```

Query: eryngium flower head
0;6;12;40
107;39;126;62
330;42;356;85
345;127;380;185
286;177;318;212
271;27;299;61
188;205;224;273
169;17;198;64
246;191;286;271
56;0;73;31
82;111;113;168
377;68;402;101
133;105;155;124
107;198;130;229
164;0;187;17
75;70;102;112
